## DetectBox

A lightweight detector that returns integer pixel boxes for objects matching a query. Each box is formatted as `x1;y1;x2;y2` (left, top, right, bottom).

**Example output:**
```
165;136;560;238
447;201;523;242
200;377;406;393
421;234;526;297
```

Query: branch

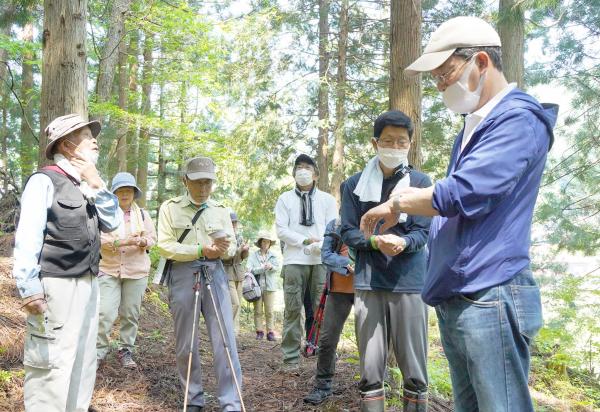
0;60;38;143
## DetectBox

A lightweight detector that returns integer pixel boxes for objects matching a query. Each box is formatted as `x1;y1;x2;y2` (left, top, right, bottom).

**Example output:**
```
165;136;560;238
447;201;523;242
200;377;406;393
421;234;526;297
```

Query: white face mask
295;169;314;187
377;147;409;169
442;59;486;114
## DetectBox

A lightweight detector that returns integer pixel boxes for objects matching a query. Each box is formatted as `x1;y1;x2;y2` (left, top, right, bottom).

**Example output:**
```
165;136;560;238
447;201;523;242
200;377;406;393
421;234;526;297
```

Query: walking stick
183;270;202;411
200;265;247;412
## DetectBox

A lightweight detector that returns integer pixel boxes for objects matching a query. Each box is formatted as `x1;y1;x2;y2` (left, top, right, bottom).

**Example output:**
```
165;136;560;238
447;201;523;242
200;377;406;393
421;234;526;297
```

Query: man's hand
241;243;250;253
360;199;399;237
304;237;321;245
347;265;355;276
375;234;406;257
203;237;231;259
264;262;273;270
21;293;47;315
70;154;103;189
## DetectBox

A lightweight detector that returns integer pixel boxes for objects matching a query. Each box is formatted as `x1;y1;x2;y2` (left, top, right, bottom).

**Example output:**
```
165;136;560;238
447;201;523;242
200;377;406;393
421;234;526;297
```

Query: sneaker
303;387;332;405
117;348;137;369
267;331;276;341
256;330;264;340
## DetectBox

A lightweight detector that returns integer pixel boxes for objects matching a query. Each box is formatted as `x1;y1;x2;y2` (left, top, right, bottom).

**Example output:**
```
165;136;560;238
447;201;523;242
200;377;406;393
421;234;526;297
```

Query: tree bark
157;78;166;207
116;37;128;171
39;0;89;167
317;0;330;191
95;0;132;104
330;0;348;203
498;0;525;88
0;24;11;190
389;0;422;169
136;33;154;207
20;22;36;183
126;30;139;176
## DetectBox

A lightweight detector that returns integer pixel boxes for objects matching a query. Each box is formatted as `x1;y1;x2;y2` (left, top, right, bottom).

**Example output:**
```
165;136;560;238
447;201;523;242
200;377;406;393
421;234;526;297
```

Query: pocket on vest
56;198;84;228
23;317;63;369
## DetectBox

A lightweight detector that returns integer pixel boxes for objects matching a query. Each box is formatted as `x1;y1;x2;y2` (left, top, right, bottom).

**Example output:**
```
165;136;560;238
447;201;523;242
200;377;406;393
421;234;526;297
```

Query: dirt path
0;251;453;411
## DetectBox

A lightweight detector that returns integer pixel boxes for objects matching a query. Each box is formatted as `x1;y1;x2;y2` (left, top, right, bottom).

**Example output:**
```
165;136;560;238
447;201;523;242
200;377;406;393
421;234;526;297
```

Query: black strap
159;206;207;285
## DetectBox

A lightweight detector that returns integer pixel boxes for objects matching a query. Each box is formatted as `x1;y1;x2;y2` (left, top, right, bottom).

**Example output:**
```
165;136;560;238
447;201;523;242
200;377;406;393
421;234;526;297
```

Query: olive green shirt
157;193;236;262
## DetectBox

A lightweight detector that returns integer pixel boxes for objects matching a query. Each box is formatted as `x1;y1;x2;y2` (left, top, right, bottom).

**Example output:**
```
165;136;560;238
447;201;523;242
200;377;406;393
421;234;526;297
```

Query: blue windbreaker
423;88;558;306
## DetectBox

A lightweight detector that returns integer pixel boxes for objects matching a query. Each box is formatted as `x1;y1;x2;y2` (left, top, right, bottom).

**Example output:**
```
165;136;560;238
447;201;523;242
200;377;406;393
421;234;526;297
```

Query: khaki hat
44;113;101;160
184;156;216;180
405;16;501;75
255;230;277;248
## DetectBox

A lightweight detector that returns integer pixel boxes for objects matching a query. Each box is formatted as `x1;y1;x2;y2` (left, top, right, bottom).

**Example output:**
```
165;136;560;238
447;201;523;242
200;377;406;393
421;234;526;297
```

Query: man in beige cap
12;113;121;411
157;156;243;412
360;16;558;412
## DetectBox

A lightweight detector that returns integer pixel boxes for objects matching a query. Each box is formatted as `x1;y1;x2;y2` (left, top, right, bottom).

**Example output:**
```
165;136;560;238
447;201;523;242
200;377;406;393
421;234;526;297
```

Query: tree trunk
126;30;139;176
330;0;348;203
116;37;128;171
317;0;330;191
0;24;11;190
157;79;166;207
95;0;132;103
498;0;525;88
136;33;154;207
39;0;89;167
19;22;36;184
389;0;422;170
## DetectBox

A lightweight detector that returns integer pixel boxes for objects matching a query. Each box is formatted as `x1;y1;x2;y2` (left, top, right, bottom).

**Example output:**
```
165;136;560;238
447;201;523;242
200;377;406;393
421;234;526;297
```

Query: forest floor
0;233;595;411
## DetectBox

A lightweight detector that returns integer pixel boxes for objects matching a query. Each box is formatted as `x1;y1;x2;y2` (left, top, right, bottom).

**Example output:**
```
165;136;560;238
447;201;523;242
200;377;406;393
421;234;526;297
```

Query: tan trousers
23;274;99;412
253;290;276;332
228;280;243;334
97;275;148;359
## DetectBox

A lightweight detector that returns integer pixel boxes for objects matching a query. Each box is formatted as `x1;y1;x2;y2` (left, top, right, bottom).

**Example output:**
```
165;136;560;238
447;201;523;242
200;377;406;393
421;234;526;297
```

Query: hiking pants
23;274;99;412
168;260;242;411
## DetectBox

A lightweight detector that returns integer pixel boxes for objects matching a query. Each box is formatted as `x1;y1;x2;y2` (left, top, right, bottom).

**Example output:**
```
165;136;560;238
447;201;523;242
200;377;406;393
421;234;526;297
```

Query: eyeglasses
429;54;476;86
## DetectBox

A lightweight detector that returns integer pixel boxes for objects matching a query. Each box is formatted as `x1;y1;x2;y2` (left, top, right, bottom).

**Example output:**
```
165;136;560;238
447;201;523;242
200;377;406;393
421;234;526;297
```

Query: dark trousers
315;292;354;390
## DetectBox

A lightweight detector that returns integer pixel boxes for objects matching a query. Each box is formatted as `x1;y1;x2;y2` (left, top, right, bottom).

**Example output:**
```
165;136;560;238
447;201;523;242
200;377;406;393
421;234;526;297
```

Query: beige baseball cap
44;113;101;159
184;156;216;180
405;16;501;75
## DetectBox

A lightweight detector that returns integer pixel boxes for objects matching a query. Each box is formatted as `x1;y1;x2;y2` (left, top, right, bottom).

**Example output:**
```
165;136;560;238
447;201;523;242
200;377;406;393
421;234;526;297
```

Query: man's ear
371;137;379;152
476;52;489;70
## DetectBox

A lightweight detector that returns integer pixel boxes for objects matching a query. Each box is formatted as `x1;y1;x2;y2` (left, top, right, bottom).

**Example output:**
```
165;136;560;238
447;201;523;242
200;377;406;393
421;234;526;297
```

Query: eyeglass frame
429;53;478;87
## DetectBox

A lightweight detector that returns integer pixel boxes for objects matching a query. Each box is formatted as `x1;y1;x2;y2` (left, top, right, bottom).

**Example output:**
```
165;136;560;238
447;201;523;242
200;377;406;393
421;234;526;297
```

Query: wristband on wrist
113;239;120;249
370;235;379;250
198;245;203;258
303;239;310;245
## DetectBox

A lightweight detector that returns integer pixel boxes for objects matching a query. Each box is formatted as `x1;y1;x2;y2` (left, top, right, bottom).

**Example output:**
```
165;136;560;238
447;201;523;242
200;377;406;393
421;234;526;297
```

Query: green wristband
197;245;203;258
370;235;379;250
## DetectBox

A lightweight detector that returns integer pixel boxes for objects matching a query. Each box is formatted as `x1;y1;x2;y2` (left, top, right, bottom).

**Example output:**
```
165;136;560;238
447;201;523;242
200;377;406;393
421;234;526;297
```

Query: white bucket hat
44;113;101;160
405;16;501;75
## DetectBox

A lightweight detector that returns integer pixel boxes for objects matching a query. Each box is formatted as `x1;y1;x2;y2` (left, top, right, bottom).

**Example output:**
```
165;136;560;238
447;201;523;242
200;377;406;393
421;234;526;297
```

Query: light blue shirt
12;173;121;298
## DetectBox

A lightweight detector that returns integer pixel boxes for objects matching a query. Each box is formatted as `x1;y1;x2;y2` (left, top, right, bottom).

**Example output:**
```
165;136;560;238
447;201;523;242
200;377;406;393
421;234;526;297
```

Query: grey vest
36;168;101;277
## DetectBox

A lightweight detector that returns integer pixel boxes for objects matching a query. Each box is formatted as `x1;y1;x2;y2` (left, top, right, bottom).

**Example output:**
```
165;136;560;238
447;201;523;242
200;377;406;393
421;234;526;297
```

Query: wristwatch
391;195;402;213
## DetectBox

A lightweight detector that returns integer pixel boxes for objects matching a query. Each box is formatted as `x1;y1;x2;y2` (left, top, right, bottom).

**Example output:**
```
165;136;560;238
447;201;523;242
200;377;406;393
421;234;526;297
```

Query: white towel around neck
353;156;409;223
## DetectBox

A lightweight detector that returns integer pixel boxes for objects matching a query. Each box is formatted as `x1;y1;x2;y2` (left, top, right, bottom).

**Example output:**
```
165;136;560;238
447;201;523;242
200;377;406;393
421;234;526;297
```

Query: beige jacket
157;194;236;262
99;207;157;279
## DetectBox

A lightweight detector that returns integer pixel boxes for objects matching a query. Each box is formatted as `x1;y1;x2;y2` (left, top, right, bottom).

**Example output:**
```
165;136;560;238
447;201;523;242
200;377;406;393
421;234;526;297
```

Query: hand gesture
360;200;398;237
203;237;231;259
374;234;406;257
264;262;273;270
69;153;103;189
22;294;47;315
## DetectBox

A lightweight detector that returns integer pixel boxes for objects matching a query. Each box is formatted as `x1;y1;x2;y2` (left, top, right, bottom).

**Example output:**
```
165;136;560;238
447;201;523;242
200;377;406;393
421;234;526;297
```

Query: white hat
405;16;501;75
44;113;101;159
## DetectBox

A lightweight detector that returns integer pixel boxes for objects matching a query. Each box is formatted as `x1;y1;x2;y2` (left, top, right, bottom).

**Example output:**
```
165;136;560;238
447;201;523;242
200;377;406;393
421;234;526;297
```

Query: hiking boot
267;331;276;341
402;388;428;412
280;362;300;374
303;387;332;405
256;330;264;340
117;348;137;369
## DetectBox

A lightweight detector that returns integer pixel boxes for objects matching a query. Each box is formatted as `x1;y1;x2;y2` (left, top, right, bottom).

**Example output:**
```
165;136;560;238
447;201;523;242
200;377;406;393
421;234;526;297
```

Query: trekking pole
200;265;247;412
183;270;202;411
